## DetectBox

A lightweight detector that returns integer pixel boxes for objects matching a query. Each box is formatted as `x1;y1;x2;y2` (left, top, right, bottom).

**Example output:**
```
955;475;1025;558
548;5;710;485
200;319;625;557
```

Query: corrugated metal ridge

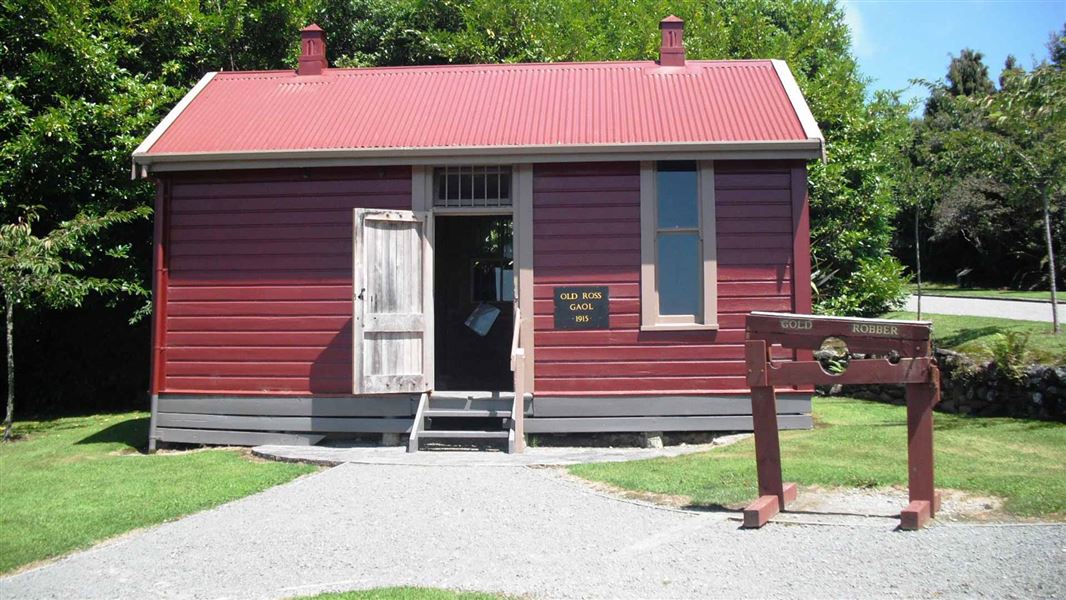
209;59;776;78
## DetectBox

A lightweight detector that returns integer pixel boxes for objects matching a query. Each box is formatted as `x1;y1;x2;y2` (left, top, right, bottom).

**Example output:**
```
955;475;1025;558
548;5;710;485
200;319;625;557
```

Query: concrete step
424;409;511;418
419;430;510;440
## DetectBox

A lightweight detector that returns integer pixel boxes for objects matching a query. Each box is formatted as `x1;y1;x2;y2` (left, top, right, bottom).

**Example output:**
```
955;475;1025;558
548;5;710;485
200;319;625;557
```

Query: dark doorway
434;215;515;391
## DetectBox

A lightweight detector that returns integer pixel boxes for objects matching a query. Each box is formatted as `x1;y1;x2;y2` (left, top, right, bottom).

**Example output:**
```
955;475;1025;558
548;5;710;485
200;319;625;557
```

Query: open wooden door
353;209;432;395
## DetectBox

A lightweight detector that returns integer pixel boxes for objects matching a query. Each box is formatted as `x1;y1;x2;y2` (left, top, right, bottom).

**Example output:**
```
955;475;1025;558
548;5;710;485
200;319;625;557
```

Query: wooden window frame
640;160;718;331
432;165;513;209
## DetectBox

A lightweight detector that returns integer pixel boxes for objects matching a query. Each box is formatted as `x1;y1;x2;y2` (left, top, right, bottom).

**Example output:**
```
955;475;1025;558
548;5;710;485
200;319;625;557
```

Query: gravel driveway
2;463;1063;600
905;294;1062;322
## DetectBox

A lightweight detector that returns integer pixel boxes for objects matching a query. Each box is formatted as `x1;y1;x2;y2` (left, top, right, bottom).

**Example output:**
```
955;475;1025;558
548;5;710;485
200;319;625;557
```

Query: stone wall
819;349;1065;422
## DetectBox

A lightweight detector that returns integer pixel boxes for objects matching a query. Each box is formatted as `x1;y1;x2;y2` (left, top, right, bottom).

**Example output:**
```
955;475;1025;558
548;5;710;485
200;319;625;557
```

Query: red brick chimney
298;24;327;76
659;16;685;67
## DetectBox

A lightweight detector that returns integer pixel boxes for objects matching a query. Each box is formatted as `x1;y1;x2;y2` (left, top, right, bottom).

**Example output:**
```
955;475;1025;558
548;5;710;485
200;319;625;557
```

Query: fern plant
986;331;1032;383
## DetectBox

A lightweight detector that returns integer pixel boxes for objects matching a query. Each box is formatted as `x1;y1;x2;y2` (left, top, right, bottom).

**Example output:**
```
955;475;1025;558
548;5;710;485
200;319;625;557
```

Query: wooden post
510;307;526;454
751;386;783;498
901;373;940;530
743;340;797;528
513;351;526;453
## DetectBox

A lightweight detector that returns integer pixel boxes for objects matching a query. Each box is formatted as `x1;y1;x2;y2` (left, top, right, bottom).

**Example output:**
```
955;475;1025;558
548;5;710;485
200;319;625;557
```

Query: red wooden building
133;17;823;451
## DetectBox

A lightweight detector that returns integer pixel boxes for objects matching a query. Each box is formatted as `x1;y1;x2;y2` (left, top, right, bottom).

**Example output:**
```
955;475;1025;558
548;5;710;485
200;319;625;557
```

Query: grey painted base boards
151;392;813;448
525;414;812;433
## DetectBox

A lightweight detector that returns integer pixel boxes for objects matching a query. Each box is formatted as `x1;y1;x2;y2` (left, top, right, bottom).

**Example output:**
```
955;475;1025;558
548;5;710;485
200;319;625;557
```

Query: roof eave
130;71;218;179
770;60;826;164
132;140;824;177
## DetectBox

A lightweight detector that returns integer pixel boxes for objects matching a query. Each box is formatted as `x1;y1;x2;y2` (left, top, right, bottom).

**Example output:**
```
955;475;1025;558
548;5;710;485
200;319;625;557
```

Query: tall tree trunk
915;199;923;320
3;296;13;441
1042;184;1060;334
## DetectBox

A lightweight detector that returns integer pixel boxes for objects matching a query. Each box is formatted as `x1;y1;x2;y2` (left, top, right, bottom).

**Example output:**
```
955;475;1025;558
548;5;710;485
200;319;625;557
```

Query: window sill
640;323;720;332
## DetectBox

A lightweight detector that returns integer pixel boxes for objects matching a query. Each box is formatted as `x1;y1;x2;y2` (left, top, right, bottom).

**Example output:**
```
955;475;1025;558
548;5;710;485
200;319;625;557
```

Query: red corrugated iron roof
135;59;822;169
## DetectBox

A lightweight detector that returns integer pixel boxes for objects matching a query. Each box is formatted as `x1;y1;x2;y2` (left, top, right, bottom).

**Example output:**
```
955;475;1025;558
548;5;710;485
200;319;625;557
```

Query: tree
901;36;1066;296
984;65;1066;331
925;48;995;116
310;0;467;67
810;89;913;316
1000;55;1022;89
904;62;1064;329
1049;23;1065;69
947;48;996;97
0;207;149;439
0;0;321;414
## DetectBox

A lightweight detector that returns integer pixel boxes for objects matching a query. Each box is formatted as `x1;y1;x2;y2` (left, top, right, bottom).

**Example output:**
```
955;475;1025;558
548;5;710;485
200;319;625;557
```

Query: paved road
906;294;1062;322
3;463;1063;600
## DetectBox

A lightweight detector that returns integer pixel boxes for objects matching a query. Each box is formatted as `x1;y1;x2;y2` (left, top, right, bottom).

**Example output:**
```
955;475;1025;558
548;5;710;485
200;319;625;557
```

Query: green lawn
883;311;1066;363
0;413;317;574
570;397;1066;518
293;588;505;600
908;282;1060;302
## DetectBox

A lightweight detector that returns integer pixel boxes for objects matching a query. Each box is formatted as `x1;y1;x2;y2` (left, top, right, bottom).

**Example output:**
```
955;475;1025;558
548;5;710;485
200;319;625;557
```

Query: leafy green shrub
816;256;910;317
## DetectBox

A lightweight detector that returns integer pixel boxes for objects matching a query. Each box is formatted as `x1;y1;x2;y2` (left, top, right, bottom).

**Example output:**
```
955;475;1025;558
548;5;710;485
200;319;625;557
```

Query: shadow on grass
933;414;1063;433
936;325;1005;348
76;417;149;451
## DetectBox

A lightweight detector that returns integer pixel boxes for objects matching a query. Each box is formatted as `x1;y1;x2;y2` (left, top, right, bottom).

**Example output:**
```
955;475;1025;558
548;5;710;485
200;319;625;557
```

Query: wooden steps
423;409;511;418
419;430;509;440
408;392;515;452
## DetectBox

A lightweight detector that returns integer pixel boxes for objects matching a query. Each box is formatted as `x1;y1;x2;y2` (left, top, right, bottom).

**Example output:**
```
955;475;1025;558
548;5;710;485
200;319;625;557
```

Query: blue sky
842;0;1065;106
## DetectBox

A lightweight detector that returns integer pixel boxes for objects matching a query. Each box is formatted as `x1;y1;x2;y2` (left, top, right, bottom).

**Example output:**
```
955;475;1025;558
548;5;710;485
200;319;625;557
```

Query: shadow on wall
309;318;353;394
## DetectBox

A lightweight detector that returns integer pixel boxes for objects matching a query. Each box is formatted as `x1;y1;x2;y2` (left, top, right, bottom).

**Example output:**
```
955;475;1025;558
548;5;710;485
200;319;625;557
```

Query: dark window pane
657;232;700;316
447;173;460;200
499;172;511;199
473;170;486;199
657;161;698;229
460;168;473;198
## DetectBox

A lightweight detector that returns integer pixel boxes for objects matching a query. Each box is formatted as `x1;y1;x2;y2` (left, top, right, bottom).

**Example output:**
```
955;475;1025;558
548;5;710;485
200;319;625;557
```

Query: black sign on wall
553;286;609;330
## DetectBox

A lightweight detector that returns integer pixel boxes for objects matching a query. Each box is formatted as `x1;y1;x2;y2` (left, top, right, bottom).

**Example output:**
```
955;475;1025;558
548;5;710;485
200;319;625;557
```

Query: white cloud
843;1;876;58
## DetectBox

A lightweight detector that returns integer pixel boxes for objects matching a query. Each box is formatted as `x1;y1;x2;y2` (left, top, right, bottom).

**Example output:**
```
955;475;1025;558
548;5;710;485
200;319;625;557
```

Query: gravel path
2;463;1063;600
906;294;1061;322
251;435;749;467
